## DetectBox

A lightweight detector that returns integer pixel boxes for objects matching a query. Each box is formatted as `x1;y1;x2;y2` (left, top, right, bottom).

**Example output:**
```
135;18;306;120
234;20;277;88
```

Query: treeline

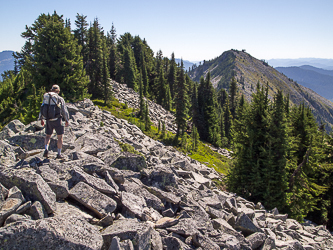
1;12;332;230
0;11;192;129
227;83;333;230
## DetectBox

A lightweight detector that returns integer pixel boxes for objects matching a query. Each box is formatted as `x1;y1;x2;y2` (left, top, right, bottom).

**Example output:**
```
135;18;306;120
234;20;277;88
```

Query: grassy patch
92;98;231;175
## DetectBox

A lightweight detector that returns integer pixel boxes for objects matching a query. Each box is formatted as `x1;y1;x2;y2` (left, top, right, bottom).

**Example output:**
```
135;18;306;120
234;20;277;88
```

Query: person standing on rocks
39;85;69;159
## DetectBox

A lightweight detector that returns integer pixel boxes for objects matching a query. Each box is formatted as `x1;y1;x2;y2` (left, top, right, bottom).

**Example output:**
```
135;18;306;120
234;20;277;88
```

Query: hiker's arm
60;98;70;123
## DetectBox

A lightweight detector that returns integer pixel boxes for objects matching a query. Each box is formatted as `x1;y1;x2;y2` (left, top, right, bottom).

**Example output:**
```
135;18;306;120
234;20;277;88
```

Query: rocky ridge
0;95;332;249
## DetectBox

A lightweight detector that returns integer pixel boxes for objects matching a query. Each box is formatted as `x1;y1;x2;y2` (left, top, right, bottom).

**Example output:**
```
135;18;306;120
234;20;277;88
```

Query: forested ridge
0;11;332;231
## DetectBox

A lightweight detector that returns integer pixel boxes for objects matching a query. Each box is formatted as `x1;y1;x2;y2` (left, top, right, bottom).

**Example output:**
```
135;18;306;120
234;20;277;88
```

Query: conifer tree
224;98;232;141
167;52;177;99
74;14;89;67
141;52;149;97
197;72;220;146
87;18;104;98
229;77;238;118
144;100;151;131
138;71;145;119
192;125;200;152
101;37;111;104
25;12;89;101
175;59;189;138
122;46;138;91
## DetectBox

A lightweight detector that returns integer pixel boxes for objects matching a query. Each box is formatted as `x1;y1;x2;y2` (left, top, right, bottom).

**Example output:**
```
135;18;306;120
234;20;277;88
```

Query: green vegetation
1;11;333;231
114;139;143;157
93;98;230;175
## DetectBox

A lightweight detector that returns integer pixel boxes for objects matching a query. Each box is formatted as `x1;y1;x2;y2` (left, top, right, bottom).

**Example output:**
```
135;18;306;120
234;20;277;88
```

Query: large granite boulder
69;182;117;218
0;167;56;214
0;215;103;250
102;218;155;250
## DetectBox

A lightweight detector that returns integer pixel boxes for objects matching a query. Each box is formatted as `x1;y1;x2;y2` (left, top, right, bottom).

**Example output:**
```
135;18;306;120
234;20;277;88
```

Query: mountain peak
189;49;333;131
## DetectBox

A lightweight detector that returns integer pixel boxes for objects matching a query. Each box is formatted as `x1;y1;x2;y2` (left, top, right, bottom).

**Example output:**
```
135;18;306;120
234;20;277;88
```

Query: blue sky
1;0;332;62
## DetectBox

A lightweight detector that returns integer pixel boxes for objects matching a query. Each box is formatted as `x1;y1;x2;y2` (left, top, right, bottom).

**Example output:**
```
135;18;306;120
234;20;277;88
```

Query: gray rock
0;215;103;250
121;191;148;221
16;201;32;214
102;218;154;250
48;180;69;200
162;208;175;217
75;132;116;154
192;232;220;249
161;236;194;250
155;217;179;229
6;119;25;133
4;214;31;226
212;218;244;242
234;212;263;236
148;164;177;188
98;213;113;227
167;218;198;237
210;234;241;250
110;236;134;250
0;182;8;205
70;166;117;195
7;186;25;202
144;185;181;204
0;198;22;226
27;201;48;220
111;152;147;172
0;167;56;214
8;134;71;152
261;236;276;250
0;126;15;140
121;179;165;212
69;181;117;218
105;171;119;193
0;140;16;165
246;232;267;249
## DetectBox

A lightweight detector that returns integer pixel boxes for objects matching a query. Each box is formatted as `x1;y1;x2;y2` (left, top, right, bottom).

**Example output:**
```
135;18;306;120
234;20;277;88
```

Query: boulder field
0;86;332;249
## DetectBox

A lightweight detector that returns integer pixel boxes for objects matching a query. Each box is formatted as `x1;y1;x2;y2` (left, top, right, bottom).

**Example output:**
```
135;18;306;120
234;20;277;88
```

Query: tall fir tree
27;12;89;101
175;59;189;137
74;13;89;68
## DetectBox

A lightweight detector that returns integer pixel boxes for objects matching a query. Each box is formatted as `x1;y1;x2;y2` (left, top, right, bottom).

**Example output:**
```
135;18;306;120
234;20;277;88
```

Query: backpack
40;92;61;120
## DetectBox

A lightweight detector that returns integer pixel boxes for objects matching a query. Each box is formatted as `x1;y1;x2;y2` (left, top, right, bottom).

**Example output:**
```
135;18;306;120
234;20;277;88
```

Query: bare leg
57;134;63;152
45;134;52;148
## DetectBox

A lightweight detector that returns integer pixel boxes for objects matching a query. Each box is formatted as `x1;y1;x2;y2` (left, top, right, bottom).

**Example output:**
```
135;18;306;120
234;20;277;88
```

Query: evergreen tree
122;46;138;91
167;52;177;99
175;59;189;137
24;12;89;101
141;52;149;97
144;100;151;131
224;98;232;141
192;125;200;152
87;18;104;98
138;71;145;119
196;72;220;146
229;77;238;118
74;13;89;67
101;37;111;104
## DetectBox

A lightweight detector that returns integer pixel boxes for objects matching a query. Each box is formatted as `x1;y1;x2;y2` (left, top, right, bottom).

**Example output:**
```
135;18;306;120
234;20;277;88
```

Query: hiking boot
56;154;64;159
43;150;48;158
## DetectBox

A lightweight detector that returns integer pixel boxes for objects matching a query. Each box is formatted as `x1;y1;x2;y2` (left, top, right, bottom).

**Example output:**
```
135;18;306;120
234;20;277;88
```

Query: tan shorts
45;118;64;135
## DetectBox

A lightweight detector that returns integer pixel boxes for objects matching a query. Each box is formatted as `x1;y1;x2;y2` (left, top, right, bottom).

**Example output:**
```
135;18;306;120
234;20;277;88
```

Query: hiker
39;84;69;159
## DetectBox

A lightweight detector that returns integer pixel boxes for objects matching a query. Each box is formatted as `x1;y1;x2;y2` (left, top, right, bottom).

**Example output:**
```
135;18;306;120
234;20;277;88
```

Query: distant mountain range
276;65;333;101
267;58;333;70
188;50;333;131
0;51;15;76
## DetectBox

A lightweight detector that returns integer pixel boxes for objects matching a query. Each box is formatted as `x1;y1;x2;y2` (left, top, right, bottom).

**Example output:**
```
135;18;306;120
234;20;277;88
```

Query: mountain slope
276;66;333;101
188;50;333;130
0;50;15;75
